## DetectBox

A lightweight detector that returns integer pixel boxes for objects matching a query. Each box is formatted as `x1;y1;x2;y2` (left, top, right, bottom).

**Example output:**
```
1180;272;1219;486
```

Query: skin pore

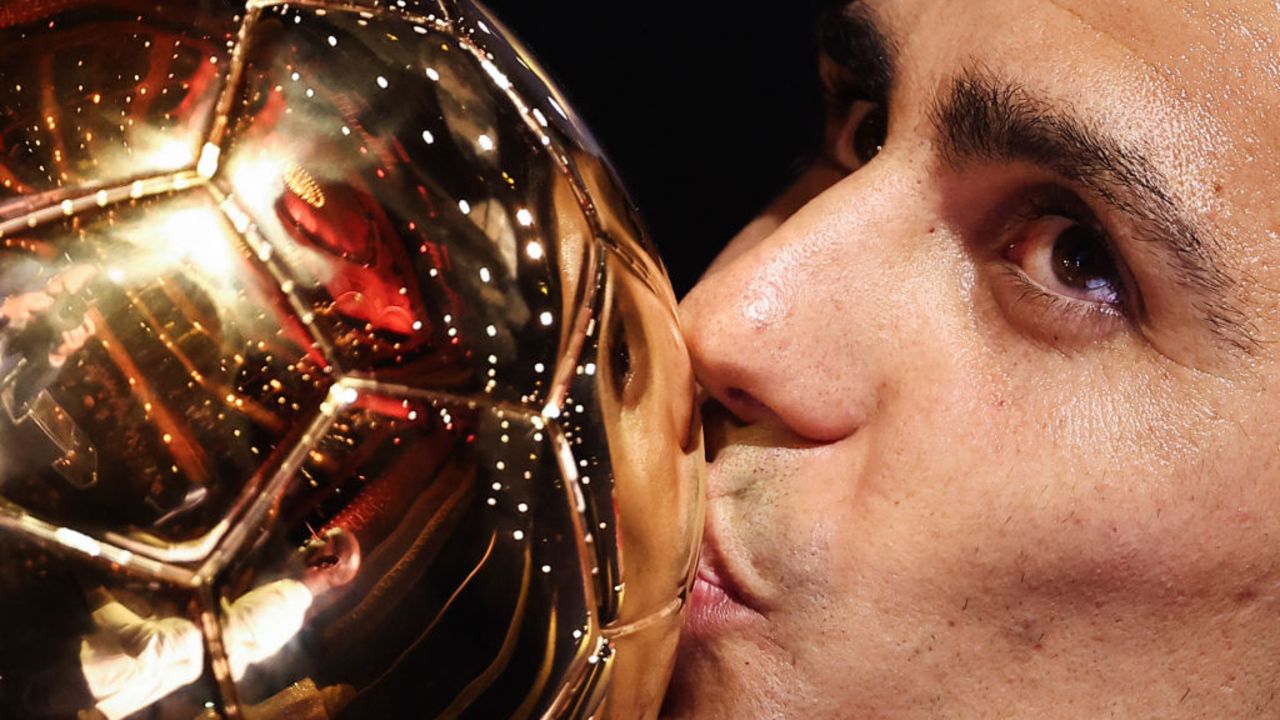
663;1;1280;718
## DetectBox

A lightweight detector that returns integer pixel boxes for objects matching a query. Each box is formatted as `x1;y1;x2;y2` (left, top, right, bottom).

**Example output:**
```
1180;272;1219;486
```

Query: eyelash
996;186;1140;339
1000;265;1126;330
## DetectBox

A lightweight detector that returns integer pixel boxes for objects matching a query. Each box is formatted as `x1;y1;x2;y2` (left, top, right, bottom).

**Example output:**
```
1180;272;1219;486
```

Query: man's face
665;1;1280;717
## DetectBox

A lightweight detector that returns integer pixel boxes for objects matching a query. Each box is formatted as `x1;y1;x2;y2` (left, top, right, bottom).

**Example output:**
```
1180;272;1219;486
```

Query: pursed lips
682;500;769;640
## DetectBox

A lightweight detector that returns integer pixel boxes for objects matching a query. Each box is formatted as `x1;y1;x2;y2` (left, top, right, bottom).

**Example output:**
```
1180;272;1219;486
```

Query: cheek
861;348;1275;613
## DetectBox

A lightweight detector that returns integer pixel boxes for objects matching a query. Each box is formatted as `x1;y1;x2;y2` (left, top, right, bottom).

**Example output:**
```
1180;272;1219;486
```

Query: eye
850;101;888;166
827;99;888;172
1005;215;1123;308
607;313;634;397
988;185;1145;344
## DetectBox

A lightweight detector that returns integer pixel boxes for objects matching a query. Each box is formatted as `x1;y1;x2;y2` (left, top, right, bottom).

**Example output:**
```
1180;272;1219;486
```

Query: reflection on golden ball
0;1;703;718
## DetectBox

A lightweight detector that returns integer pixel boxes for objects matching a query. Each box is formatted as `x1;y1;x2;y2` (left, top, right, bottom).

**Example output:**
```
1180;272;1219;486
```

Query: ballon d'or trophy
0;1;704;718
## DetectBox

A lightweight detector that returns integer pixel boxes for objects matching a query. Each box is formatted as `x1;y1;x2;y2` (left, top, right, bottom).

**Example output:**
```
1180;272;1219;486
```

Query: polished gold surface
0;1;703;718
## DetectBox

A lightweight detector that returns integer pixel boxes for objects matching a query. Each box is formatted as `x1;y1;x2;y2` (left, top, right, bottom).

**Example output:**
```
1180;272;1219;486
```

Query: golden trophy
0;1;703;717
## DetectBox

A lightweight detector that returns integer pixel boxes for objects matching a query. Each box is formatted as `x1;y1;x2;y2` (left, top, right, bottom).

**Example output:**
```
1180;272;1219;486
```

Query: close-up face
666;0;1280;717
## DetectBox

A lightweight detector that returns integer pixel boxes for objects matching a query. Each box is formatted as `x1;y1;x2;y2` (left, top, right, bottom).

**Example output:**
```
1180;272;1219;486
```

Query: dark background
481;1;827;297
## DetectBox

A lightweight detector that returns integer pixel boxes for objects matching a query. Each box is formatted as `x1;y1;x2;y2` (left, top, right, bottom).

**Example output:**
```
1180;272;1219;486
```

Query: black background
481;1;827;297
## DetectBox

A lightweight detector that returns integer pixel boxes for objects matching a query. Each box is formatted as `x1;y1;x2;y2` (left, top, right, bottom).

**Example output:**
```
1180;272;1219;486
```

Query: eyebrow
819;3;1257;354
818;1;896;101
932;70;1257;353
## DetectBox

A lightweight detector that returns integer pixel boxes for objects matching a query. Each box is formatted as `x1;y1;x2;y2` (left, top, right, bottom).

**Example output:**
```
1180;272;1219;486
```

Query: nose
679;158;934;445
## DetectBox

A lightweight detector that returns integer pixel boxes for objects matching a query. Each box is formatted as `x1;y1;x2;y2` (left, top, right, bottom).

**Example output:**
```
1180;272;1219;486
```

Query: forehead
1044;0;1280;126
872;0;1278;125
871;1;1278;72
